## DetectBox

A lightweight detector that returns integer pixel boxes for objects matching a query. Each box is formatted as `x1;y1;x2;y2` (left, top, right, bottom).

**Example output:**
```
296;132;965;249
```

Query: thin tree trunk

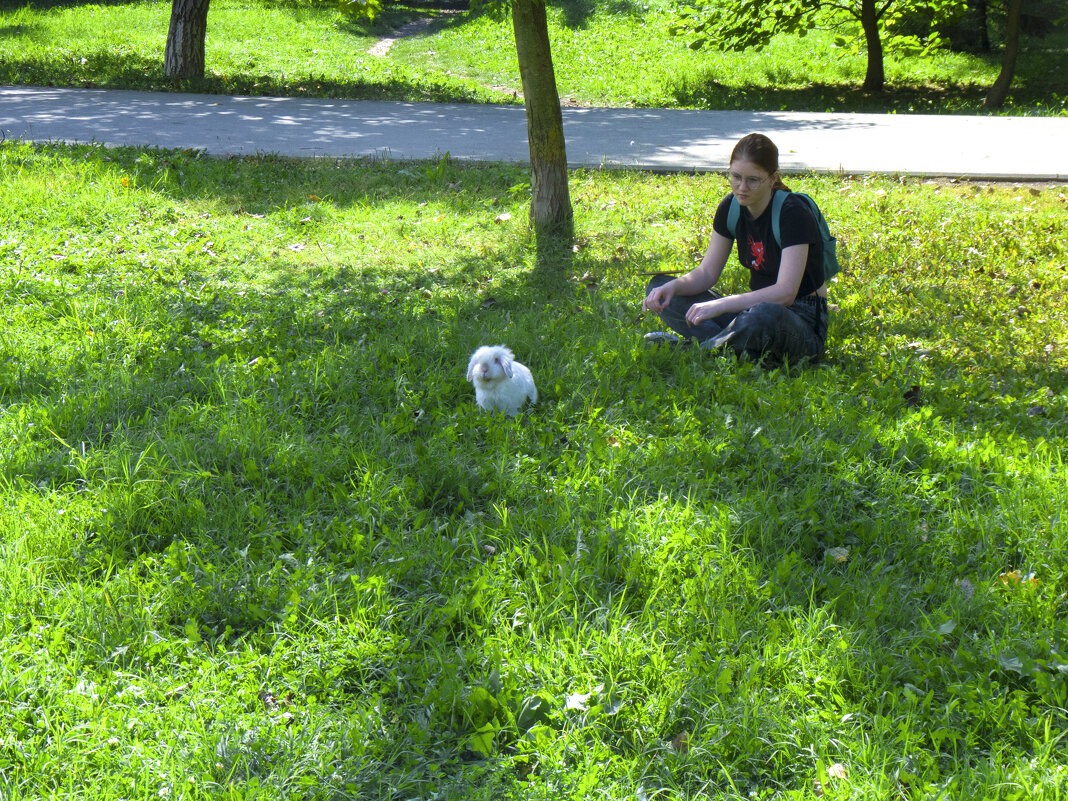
985;0;1023;108
860;0;886;92
511;0;573;236
975;0;991;52
164;0;211;80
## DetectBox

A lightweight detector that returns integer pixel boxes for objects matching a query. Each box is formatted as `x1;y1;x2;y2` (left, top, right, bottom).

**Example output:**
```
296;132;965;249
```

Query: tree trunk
975;0;991;52
984;0;1023;108
511;0;573;236
860;0;886;92
164;0;211;80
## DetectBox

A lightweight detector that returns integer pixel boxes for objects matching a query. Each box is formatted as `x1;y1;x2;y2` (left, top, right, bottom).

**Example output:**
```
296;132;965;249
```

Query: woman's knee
719;303;790;352
733;302;788;332
644;273;675;294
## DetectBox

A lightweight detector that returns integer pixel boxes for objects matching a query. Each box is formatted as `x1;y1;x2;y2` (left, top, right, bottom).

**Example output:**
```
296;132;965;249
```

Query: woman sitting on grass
642;132;830;365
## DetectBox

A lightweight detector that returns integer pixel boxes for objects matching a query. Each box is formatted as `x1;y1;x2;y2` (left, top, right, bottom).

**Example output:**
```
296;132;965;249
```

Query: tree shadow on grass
616;425;1061;794
382;0;647;33
0;0;136;8
0;21;39;38
4;146;1065;798
5;147;1060;535
544;0;649;29
669;77;1053;115
0;51;501;105
671;29;1068;116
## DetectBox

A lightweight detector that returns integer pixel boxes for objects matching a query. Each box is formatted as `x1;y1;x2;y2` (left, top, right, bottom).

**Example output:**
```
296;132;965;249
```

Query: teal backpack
726;190;841;286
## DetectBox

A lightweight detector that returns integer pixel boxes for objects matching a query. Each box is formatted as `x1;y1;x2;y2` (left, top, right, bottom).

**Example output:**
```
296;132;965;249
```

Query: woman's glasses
727;172;771;190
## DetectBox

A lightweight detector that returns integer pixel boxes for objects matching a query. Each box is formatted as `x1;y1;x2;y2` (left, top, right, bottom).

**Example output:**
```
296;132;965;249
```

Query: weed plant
0;141;1066;799
0;0;1065;115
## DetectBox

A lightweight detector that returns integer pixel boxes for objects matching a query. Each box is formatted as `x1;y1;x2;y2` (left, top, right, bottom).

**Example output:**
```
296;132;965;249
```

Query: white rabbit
466;345;537;416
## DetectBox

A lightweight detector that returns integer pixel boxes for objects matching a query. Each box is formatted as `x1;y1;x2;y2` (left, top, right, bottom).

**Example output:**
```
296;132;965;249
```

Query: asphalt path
3;85;1067;180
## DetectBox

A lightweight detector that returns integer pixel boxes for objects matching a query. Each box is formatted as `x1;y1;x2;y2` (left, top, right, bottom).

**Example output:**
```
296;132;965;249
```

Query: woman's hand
685;299;721;326
642;282;675;312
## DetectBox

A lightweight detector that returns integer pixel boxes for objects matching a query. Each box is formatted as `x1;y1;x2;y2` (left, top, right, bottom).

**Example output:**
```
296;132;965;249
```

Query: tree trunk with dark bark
164;0;211;80
511;0;573;237
984;0;1023;108
975;0;991;52
860;0;886;91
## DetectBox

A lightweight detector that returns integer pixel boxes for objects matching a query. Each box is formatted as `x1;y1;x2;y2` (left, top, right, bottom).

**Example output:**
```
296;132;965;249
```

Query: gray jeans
645;274;829;364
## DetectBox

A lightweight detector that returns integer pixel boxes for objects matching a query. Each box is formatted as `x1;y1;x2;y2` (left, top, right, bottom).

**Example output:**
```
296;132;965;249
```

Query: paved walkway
3;85;1067;180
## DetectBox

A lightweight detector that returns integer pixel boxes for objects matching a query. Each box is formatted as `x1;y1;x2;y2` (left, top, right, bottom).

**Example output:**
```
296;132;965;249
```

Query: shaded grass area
0;0;1065;114
399;3;1068;114
0;0;501;103
668;45;1068;115
1;140;1067;798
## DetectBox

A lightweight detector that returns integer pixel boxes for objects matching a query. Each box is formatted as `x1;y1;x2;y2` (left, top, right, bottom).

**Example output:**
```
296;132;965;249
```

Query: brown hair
731;133;790;192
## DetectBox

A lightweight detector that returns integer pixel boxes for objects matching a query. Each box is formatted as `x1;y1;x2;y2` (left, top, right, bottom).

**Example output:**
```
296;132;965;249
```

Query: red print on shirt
748;237;766;270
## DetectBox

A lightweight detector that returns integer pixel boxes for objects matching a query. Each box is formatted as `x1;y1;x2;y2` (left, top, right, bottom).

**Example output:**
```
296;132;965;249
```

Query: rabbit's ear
496;354;513;378
466;358;476;382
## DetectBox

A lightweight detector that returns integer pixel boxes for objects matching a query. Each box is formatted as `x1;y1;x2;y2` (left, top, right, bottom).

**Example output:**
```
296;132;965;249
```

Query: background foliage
0;0;1064;113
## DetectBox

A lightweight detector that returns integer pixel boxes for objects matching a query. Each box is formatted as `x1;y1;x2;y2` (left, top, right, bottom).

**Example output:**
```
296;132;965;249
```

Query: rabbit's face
471;357;504;383
468;347;514;384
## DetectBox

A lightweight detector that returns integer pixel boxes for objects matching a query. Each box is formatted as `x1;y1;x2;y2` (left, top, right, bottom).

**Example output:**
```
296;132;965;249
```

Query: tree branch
822;1;858;17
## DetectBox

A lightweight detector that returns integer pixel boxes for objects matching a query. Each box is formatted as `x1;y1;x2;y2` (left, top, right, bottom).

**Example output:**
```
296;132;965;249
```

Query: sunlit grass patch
0;140;1066;798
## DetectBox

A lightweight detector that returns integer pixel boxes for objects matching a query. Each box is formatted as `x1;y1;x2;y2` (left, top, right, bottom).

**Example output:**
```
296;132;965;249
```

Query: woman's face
728;158;776;211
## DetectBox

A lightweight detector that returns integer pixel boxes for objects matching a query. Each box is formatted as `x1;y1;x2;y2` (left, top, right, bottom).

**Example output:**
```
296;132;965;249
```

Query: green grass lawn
1;140;1066;798
0;0;1065;114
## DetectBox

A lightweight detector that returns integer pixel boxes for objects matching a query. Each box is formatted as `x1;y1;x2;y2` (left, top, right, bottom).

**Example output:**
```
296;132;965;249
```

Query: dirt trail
367;17;439;57
367;14;586;105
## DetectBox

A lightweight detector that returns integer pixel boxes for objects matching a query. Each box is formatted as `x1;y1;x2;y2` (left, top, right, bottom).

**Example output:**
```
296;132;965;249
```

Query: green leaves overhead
672;0;820;52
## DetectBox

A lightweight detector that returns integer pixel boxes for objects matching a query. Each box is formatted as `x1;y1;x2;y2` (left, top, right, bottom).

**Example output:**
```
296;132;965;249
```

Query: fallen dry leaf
565;691;593;711
827;547;850;563
998;570;1039;588
999;569;1022;584
671;731;689;753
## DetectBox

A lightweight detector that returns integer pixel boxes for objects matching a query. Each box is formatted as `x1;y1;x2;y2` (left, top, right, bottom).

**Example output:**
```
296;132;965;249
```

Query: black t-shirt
711;191;824;298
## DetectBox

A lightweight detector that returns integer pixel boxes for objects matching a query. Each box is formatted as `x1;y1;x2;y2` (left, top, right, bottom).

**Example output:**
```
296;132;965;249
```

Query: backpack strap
770;189;787;247
727;190;788;244
726;195;740;239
